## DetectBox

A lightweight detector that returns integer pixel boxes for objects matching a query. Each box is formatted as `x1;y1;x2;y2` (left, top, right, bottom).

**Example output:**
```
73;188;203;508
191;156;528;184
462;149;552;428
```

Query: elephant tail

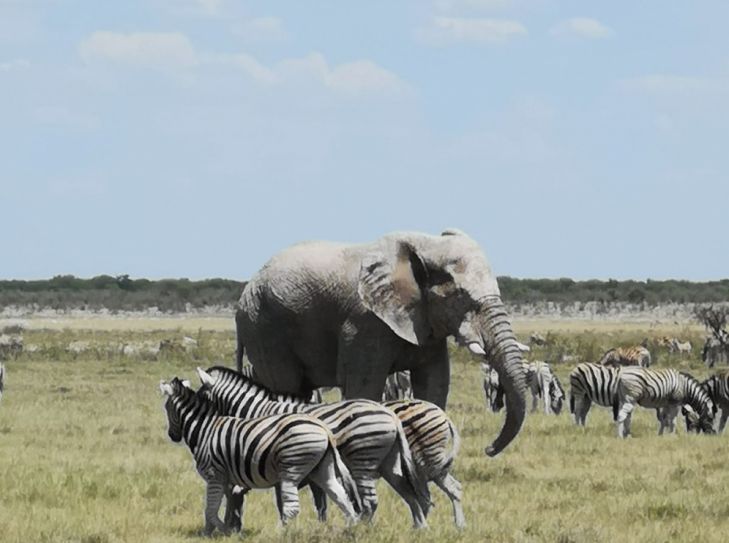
234;308;246;373
394;418;432;516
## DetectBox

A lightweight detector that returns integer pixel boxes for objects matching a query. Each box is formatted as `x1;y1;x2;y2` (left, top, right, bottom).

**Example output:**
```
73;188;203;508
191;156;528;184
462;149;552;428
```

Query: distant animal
524;361;564;415
382;371;413;401
159;377;361;535
0;362;4;403
197;366;430;528
383;399;465;528
569;363;621;426
669;338;692;356
481;363;503;412
615;368;715;438
529;332;547;347
701;372;729;433
703;336;729;368
599;346;651;368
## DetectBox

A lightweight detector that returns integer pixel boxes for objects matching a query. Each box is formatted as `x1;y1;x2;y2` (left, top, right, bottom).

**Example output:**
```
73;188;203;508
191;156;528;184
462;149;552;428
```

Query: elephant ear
358;241;430;345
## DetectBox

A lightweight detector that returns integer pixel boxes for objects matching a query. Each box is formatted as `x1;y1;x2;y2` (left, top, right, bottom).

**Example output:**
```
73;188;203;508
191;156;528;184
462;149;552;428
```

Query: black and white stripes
569;363;621;426
160;377;360;535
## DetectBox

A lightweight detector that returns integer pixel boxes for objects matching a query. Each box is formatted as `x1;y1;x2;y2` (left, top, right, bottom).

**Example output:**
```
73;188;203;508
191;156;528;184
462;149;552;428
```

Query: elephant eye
429;268;453;287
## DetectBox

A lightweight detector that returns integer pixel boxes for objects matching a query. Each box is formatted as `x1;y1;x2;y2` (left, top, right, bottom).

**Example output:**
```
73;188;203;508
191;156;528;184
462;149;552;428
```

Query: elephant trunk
478;296;527;457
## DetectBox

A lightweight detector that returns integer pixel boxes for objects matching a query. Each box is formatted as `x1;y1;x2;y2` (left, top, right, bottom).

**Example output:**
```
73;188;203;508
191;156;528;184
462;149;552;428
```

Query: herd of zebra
156;333;729;534
479;342;726;438
160;364;464;535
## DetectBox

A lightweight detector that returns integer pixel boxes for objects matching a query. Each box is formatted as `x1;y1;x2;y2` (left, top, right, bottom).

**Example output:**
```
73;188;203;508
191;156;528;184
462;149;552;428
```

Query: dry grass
0;321;725;542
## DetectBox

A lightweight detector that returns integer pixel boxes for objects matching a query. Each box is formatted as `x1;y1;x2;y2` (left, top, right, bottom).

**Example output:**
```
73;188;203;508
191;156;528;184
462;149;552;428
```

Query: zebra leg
307;454;359;525
223;485;246;532
543;381;551;415
276;480;301;525
434;473;465;529
352;477;377;521
203;479;229;536
617;402;634;438
379;451;428;529
309;482;328;522
718;409;728;433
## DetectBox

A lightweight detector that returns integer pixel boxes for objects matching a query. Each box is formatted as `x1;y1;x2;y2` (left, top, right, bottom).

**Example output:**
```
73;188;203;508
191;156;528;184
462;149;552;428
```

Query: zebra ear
159;381;174;396
181;379;193;390
197;367;216;388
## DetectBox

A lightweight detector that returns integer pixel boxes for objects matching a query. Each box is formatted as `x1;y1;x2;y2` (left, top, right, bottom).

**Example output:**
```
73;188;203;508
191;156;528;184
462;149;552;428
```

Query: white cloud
79;32;198;68
34;106;99;131
208;53;276;84
434;0;512;11
418;17;527;45
550;17;613;39
232;16;287;41
0;58;30;72
618;74;721;95
276;53;408;97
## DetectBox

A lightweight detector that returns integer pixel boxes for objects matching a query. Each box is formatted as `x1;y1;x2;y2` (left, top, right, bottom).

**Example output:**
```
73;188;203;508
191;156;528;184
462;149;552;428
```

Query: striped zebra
701;372;729;432
481;363;503;413
703;336;729;368
159;377;361;535
0;362;4;403
197;366;431;528
525;361;565;415
569;363;620;426
599;346;651;368
615;367;716;438
383;399;464;529
382;371;413;401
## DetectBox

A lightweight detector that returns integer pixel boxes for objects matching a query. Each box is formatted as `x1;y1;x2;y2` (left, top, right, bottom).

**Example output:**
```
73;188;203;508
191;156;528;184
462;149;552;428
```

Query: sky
2;1;728;281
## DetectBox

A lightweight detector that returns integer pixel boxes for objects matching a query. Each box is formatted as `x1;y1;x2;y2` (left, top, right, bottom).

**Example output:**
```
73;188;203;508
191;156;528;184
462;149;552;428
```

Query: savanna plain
0;318;727;543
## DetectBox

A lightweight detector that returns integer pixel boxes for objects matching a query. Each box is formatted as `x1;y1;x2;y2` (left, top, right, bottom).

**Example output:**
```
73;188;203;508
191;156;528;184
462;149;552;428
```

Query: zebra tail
395;419;432;516
612;397;620;422
569;392;575;415
441;418;461;474
327;437;362;516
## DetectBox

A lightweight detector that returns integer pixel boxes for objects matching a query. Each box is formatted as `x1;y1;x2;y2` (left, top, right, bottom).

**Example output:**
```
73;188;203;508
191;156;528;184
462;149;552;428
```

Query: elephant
235;229;528;457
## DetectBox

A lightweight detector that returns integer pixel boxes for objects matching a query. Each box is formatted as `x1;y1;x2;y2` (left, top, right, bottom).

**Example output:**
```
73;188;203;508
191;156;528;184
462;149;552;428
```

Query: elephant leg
409;340;450;409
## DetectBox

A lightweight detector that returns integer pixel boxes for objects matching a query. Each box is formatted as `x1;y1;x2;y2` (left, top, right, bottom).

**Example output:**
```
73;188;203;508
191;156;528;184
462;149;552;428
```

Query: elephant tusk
468;342;486;356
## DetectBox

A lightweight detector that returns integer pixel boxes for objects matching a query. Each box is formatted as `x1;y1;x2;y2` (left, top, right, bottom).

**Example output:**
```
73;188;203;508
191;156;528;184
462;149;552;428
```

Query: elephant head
358;229;528;456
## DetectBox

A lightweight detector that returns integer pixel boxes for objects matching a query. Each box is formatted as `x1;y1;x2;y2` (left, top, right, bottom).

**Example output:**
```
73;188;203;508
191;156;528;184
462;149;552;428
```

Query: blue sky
2;1;728;281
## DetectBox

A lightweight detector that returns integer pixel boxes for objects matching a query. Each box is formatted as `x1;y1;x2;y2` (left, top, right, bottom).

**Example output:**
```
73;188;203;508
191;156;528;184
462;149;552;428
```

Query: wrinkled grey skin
236;229;528;456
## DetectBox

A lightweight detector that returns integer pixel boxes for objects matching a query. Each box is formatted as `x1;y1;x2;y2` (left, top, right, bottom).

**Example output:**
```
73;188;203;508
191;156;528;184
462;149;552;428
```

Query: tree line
0;275;727;312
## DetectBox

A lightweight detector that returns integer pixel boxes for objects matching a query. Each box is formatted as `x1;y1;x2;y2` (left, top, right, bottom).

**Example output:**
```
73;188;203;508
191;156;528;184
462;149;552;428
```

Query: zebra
615;367;716;438
703;336;729;368
481;362;503;413
0;362;4;403
383;398;464;529
569;363;621;426
599;346;651;368
196;366;431;528
382;371;413;401
524;361;564;415
159;377;361;535
701;372;729;432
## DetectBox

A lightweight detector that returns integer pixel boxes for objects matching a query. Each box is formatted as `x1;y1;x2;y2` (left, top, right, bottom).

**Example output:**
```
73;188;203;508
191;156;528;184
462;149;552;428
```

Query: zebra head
159;377;195;443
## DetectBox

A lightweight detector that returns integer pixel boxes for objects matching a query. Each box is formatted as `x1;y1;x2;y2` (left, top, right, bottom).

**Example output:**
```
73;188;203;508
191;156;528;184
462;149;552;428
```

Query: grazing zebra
481;363;503;413
599;346;651;368
703;336;729;368
525;361;564;415
0;362;4;403
159;377;361;535
197;366;430;528
569;363;621;426
615;367;716;438
701;372;729;432
383;398;464;529
382;371;413;401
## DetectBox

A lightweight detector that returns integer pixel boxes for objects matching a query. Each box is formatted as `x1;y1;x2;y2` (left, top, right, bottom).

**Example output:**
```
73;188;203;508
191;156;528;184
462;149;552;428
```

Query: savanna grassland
0;319;727;543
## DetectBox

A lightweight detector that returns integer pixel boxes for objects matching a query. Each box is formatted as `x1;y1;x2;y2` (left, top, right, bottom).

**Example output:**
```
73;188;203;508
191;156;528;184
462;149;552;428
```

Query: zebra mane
206;365;314;404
